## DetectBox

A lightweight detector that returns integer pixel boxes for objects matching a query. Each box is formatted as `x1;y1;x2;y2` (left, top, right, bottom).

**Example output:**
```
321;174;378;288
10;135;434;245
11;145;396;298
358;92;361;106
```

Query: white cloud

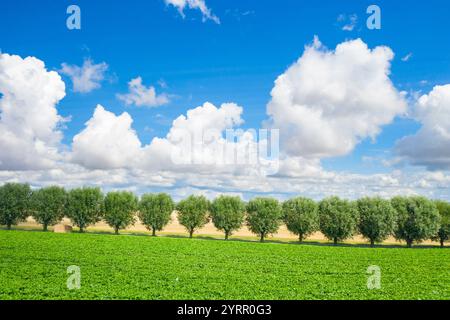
70;101;249;173
117;77;169;108
141;101;249;172
396;84;450;170
168;101;243;135
165;0;220;24
60;59;108;93
337;14;358;31
71;105;142;169
0;53;66;170
401;53;413;62
267;37;407;159
2;162;449;201
1;50;450;202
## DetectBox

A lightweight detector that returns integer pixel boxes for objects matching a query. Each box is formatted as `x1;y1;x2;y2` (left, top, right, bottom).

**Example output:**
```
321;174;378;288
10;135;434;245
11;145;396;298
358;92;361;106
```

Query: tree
391;196;441;248
431;200;450;248
104;191;138;235
211;195;245;240
356;197;397;247
0;183;32;230
246;197;282;242
138;193;174;236
30;186;67;231
282;197;318;243
319;197;358;245
176;195;210;238
66;187;104;233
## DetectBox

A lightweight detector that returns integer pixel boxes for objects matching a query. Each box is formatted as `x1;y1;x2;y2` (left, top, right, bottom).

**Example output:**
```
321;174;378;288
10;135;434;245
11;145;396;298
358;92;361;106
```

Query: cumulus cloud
0;53;66;170
396;84;450;170
70;101;252;173
1;49;449;202
71;105;142;169
70;100;281;177
168;102;244;136
117;77;169;108
60;59;108;93
165;0;220;24
267;37;407;159
141;101;249;171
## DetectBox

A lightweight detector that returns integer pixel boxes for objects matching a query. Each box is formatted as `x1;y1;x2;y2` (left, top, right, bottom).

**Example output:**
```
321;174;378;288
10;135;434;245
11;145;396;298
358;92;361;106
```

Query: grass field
0;230;449;300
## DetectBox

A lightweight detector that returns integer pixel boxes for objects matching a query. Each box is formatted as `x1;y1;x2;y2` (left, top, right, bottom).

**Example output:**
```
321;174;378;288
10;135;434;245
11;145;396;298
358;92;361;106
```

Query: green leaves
432;200;450;247
392;196;441;247
1;181;449;248
66;187;104;233
0;183;31;229
357;197;397;246
30;186;67;231
246;198;282;242
211;196;245;240
319;197;358;245
282;197;319;242
138;193;174;236
2;230;450;300
104;191;138;235
176;195;210;238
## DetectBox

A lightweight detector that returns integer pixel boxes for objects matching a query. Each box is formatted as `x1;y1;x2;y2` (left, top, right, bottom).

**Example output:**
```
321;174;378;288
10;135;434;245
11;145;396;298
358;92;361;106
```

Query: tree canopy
246;197;282;242
139;193;174;236
319;197;358;245
0;183;32;230
391;196;441;248
30;186;67;231
211;195;246;240
176;195;210;238
282;197;319;242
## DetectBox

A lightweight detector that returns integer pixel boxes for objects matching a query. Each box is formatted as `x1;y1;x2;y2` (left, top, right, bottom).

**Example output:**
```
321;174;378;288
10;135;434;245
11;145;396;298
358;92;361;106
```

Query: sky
1;0;450;201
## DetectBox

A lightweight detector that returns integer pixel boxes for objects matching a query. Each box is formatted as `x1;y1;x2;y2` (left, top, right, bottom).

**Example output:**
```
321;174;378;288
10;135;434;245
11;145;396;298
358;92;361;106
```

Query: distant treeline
0;183;449;248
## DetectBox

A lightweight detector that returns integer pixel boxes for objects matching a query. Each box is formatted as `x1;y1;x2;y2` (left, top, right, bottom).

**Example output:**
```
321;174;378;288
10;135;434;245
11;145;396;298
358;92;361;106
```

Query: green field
0;230;449;300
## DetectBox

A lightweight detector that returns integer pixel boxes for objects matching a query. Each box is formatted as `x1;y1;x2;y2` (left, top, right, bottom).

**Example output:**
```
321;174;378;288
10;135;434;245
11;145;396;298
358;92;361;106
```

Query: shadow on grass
1;226;446;249
174;235;445;249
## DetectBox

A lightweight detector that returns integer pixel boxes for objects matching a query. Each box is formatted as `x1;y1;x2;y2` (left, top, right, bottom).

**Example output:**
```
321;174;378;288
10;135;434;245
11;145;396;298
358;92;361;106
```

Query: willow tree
391;196;440;248
139;193;174;236
211;195;245;240
66;187;104;233
31;186;67;231
104;191;138;235
176;195;210;238
246;198;282;242
319;197;358;245
356;197;397;247
282;197;318;243
0;183;32;230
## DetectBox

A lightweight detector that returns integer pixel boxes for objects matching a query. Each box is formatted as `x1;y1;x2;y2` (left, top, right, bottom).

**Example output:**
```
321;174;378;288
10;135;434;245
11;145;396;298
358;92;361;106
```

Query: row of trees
1;183;449;248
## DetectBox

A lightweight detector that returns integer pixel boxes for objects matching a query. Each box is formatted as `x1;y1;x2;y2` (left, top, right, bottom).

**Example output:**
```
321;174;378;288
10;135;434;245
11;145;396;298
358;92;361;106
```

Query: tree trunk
299;234;303;243
7;223;12;230
406;239;413;248
370;239;375;247
79;226;84;233
114;227;119;235
440;239;445;248
152;228;156;237
189;230;194;238
260;233;265;243
43;224;48;232
225;231;229;240
334;238;338;245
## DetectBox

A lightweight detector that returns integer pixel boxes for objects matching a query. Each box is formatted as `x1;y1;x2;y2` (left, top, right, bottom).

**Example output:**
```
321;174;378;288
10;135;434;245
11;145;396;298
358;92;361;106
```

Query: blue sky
1;0;450;200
